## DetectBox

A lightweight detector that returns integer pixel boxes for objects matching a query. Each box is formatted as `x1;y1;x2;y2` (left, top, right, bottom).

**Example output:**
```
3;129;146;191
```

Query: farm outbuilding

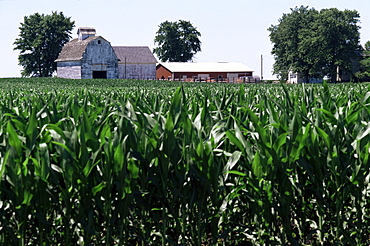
55;28;119;79
156;62;254;82
55;28;157;79
113;46;157;80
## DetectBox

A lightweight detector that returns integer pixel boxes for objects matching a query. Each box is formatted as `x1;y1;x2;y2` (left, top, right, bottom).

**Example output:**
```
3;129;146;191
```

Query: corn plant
0;78;369;245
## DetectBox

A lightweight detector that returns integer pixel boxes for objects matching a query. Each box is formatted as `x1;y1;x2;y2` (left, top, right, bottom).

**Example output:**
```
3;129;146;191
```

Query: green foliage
268;6;318;81
356;41;370;79
269;6;361;82
153;20;201;62
13;12;75;77
0;78;370;245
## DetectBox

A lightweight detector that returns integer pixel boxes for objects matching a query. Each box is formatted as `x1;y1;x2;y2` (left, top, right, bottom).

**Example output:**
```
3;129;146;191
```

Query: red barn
156;62;254;82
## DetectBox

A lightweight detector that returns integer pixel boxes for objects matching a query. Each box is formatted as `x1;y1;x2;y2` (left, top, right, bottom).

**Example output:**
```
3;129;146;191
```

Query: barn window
98;40;101;44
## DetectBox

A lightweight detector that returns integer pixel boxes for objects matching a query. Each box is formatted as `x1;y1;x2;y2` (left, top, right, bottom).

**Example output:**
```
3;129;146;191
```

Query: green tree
269;6;361;82
268;6;318;82
14;12;75;77
153;20;201;62
311;8;361;82
356;41;370;80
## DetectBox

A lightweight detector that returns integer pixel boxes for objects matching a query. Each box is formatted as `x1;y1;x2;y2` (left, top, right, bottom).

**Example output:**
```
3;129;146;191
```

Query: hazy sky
1;0;369;79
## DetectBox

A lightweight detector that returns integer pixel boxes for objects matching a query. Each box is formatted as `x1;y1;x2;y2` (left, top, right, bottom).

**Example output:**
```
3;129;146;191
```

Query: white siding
81;38;118;79
118;64;156;80
56;38;118;79
57;61;81;79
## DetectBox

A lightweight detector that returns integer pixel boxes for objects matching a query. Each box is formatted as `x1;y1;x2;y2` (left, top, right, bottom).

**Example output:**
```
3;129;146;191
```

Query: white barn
113;46;157;80
55;28;157;79
55;28;118;79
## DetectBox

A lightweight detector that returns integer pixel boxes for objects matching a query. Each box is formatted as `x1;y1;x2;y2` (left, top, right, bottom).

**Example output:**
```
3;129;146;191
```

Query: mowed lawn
0;78;370;245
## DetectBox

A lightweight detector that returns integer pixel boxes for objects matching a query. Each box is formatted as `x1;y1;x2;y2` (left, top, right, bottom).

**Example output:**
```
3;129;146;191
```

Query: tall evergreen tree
14;12;75;77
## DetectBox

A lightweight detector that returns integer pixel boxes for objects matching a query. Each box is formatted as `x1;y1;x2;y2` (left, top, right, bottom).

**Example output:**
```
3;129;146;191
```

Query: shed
113;46;157;79
156;62;254;82
55;27;118;79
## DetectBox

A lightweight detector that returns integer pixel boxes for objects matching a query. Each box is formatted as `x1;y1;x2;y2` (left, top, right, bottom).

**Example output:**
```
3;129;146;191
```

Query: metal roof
158;62;254;73
113;46;157;64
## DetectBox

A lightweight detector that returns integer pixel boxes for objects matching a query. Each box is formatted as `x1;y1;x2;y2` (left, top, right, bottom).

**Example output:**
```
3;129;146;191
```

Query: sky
0;0;369;79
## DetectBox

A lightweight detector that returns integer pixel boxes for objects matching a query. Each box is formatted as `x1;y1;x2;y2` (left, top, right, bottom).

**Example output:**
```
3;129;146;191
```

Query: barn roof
157;62;254;73
55;36;105;62
113;46;157;64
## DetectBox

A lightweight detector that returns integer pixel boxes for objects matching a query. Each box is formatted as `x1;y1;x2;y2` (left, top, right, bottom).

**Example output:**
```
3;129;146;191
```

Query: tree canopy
356;41;370;79
268;6;361;82
14;12;75;77
153;20;201;62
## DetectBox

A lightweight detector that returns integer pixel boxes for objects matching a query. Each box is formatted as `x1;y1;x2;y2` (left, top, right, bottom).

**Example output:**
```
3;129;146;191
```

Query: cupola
77;27;96;41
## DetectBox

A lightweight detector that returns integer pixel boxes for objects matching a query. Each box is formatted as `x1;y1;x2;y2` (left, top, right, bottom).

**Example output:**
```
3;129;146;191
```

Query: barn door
93;71;107;79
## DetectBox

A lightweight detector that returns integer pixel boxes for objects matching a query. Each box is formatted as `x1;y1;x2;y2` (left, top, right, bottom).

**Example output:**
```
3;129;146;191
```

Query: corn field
0;78;370;245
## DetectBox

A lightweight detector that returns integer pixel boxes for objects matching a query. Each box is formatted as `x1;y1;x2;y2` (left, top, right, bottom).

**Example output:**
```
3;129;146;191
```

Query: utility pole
124;57;127;79
261;54;263;80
